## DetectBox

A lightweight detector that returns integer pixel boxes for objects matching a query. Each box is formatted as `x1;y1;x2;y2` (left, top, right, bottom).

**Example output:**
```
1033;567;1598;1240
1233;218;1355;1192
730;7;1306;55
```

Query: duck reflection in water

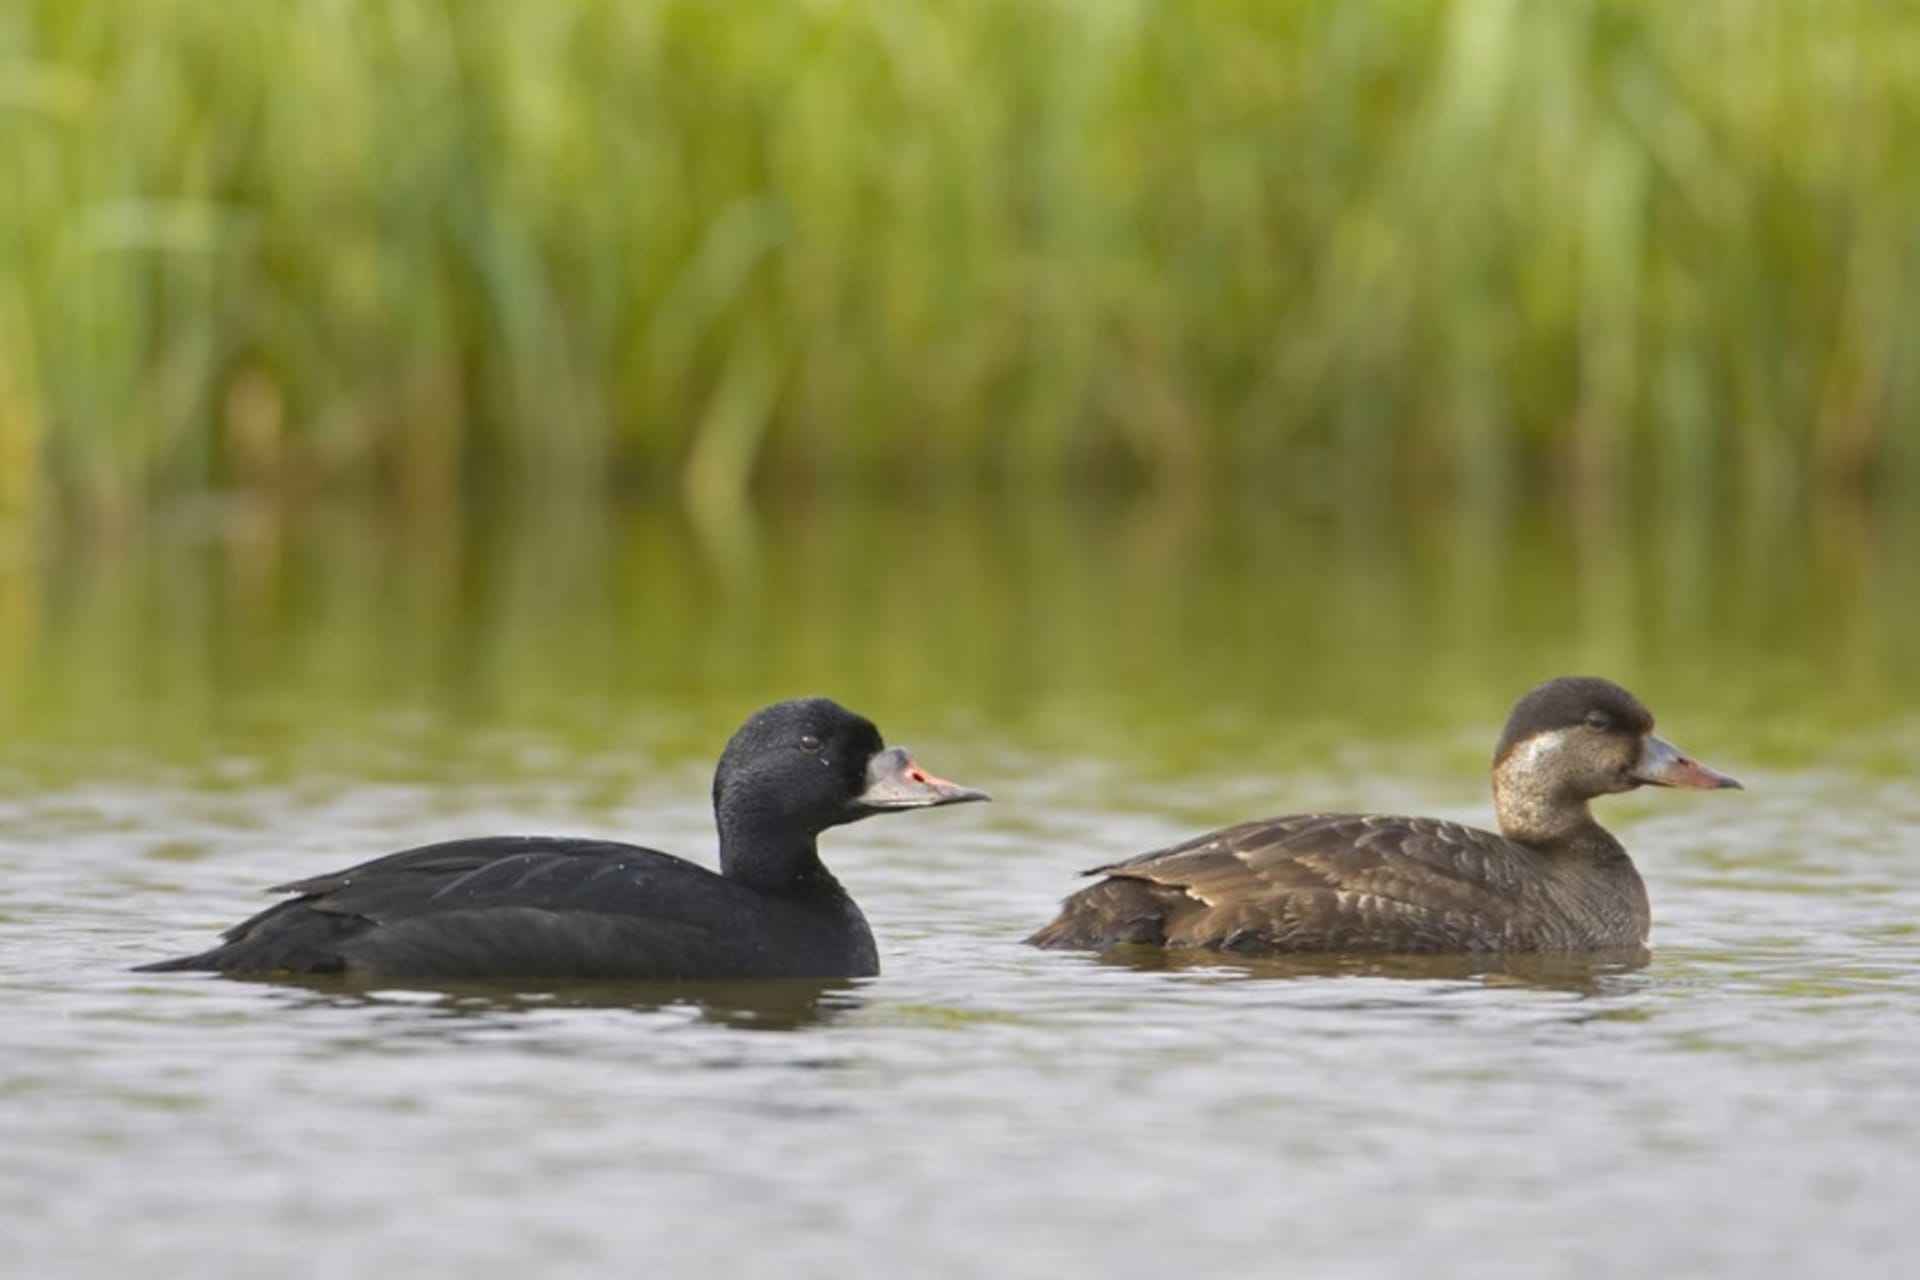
1089;944;1652;995
232;973;865;1032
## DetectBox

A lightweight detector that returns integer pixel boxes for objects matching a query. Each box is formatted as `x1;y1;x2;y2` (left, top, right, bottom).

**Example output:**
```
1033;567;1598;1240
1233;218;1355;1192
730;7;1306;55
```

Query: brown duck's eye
1584;711;1612;731
798;734;824;753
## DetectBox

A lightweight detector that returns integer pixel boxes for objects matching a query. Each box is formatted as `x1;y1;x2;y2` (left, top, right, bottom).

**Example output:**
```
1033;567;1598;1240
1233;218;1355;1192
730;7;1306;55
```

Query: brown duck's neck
1516;819;1635;868
1492;759;1619;854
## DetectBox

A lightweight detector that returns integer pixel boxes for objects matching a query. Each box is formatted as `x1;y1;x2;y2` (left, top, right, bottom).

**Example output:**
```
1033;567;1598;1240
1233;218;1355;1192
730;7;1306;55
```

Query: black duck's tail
132;950;224;973
132;901;358;975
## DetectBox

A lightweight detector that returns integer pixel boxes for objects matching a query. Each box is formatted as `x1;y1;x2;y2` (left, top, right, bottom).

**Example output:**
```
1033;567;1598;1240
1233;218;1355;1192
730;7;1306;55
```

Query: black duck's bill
857;747;991;810
1632;733;1743;790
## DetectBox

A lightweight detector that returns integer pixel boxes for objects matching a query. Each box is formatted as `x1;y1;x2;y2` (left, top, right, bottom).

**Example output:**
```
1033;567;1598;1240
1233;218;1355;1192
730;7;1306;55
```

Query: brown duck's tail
1025;879;1182;950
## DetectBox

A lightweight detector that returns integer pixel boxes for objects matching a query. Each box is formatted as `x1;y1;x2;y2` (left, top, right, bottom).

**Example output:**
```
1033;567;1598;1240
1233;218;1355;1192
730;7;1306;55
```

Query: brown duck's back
1026;813;1650;953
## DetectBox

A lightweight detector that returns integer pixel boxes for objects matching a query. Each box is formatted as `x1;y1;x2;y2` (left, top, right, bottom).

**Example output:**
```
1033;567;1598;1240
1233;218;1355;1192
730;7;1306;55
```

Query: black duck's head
1491;677;1740;842
713;698;990;841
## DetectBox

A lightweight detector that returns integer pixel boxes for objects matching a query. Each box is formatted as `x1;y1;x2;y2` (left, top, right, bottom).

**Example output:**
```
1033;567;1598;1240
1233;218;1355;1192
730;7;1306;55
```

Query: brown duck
1028;677;1741;954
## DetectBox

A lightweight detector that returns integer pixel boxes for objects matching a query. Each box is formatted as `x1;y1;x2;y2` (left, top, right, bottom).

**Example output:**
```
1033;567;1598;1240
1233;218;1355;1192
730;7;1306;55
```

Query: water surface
2;496;1916;1278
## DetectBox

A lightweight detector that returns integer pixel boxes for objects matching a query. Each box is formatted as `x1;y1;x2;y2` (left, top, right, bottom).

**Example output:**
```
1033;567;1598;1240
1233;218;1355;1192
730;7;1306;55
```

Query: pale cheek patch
1508;728;1579;774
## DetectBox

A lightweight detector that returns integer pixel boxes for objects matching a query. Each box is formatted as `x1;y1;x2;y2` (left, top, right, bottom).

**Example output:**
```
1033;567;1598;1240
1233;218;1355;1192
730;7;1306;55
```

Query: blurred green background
4;0;1917;521
1;0;1916;777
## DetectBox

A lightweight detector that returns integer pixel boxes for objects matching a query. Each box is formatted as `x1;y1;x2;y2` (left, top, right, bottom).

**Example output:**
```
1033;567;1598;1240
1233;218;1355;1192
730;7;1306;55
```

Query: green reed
2;0;1916;517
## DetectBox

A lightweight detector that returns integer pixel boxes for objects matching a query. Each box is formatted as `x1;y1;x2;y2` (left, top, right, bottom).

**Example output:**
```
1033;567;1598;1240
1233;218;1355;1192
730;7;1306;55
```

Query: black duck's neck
716;802;840;895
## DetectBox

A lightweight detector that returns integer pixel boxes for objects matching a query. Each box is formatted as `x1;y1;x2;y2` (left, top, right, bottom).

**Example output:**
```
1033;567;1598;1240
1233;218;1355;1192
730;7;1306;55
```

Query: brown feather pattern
1025;677;1741;955
1027;812;1648;953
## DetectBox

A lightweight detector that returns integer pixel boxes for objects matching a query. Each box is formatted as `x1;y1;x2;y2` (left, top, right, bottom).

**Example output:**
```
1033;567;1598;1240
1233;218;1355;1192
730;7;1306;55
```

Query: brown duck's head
1491;677;1741;841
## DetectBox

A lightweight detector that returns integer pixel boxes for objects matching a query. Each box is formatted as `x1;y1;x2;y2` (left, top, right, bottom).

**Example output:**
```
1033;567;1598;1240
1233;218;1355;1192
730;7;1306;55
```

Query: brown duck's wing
1056;814;1533;953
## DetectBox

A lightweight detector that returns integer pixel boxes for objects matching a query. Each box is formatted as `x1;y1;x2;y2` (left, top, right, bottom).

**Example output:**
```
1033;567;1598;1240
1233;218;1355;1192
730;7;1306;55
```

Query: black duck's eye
798;734;823;753
1584;711;1612;731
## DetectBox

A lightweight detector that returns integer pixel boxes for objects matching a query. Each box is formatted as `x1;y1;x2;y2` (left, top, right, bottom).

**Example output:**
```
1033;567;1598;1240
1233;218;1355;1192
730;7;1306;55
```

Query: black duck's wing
273;835;708;921
140;836;739;977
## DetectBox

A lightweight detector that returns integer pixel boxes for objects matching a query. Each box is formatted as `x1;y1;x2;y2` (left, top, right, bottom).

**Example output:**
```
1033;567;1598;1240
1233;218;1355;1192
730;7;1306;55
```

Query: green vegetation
3;0;1917;517
4;493;1915;782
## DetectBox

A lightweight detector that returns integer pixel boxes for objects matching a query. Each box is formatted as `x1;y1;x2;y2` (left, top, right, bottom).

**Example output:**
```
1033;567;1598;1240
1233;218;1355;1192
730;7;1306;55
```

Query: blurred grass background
2;0;1917;522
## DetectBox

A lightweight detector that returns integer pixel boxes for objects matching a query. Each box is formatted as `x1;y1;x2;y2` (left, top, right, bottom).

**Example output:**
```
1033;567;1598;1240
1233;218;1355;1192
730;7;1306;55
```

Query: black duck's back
139;836;878;981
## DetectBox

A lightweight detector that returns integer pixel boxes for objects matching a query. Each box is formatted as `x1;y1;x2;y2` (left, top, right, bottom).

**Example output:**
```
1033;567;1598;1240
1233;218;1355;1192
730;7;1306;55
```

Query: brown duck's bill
1632;733;1743;790
857;746;991;809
